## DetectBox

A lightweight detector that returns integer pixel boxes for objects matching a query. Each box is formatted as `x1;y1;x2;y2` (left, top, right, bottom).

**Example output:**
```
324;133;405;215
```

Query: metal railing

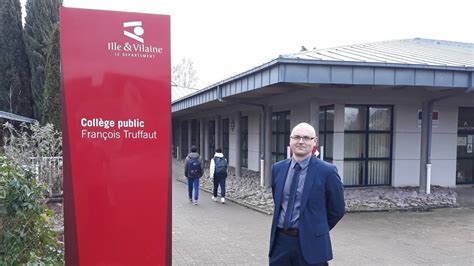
30;156;63;197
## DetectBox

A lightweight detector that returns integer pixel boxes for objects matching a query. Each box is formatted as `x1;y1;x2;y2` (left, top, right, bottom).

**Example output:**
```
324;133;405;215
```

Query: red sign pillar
60;7;171;265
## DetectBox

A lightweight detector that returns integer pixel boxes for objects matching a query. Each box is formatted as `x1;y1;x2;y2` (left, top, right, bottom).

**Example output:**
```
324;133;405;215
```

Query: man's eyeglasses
290;135;315;142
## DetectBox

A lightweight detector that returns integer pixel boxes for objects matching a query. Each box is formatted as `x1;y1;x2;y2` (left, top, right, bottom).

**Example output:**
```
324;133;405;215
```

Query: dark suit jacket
269;156;345;264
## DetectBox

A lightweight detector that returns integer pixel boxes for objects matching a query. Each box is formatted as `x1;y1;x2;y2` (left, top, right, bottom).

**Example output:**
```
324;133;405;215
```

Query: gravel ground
176;159;458;214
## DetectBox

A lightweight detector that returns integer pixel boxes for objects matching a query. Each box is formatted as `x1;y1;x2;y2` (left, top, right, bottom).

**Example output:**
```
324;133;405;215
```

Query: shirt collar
291;155;311;170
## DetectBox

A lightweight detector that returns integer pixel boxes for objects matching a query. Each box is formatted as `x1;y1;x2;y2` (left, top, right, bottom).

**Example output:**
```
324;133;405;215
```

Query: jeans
188;177;199;201
213;175;226;197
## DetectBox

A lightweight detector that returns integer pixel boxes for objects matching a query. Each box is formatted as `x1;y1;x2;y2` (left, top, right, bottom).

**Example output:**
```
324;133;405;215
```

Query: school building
171;38;474;189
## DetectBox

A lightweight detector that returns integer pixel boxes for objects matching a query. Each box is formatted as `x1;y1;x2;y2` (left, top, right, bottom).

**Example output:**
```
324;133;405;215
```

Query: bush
3;122;62;196
0;156;64;264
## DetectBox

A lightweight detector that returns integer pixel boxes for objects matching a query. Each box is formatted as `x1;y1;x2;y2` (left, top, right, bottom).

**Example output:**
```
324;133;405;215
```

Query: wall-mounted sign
458;137;467;146
61;7;171;265
417;110;439;128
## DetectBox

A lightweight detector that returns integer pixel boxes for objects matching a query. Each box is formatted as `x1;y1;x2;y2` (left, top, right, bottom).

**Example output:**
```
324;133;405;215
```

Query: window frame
241;116;248;168
271;111;291;163
343;105;394;187
222;118;230;159
181;121;189;159
456;107;474;184
319;105;334;163
208;120;215;160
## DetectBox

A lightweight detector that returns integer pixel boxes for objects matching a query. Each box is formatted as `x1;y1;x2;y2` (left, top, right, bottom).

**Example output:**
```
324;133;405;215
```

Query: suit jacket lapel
274;159;291;216
300;156;318;215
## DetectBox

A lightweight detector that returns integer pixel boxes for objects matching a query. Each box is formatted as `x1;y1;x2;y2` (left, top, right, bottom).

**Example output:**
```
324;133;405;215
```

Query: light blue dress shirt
277;155;311;229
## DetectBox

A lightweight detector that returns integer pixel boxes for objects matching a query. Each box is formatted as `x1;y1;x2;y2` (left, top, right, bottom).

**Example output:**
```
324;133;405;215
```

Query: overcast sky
22;0;474;89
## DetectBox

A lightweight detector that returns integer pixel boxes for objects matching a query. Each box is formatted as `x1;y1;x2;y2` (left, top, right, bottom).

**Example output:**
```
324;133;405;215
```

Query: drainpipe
264;106;272;187
419;100;433;194
235;112;242;178
419;92;461;194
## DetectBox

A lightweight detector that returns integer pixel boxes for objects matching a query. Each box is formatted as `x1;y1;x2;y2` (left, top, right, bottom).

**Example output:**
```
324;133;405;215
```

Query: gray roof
172;86;198;102
0;111;36;123
282;38;474;68
172;38;474;113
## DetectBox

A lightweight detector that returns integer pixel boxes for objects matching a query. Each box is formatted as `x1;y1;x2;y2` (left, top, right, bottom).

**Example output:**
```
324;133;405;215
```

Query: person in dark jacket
184;145;204;205
269;123;345;265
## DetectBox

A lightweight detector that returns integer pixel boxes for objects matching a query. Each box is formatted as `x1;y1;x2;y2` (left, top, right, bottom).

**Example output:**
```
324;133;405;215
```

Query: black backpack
188;158;202;177
214;157;228;176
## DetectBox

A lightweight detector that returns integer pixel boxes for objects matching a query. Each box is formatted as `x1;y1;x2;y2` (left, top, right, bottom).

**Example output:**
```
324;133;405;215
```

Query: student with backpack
184;145;204;205
209;148;228;204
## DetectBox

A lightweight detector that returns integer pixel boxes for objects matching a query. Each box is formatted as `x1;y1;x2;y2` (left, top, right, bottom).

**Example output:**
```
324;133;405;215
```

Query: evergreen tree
24;0;61;120
0;0;33;117
42;25;60;129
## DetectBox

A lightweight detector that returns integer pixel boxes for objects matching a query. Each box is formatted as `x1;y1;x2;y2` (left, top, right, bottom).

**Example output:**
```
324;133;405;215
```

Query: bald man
269;123;345;265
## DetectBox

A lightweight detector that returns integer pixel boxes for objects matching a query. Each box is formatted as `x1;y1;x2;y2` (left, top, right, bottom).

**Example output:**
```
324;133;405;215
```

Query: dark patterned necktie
283;163;301;229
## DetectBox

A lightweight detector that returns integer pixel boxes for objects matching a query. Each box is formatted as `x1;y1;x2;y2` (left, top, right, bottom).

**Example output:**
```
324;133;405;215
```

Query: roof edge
172;58;280;104
276;58;474;71
172;58;474;105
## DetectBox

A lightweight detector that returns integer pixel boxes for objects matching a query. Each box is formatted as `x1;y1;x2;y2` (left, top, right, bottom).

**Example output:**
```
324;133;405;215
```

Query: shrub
3;122;62;196
0;156;63;264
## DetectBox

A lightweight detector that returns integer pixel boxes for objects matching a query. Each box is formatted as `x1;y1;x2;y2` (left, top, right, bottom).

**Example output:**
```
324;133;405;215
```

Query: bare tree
172;57;199;90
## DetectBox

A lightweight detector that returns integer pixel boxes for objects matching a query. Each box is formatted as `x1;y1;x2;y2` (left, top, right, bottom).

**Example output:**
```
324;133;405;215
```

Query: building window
209;120;215;160
181;121;188;159
272;111;290;163
241;116;248;168
456;107;474;184
344;105;393;186
172;120;177;158
319;106;334;163
191;119;199;150
223;118;230;159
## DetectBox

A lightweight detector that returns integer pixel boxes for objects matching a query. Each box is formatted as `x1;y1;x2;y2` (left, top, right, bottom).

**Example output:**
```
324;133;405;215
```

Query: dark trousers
187;177;199;201
213;175;226;197
270;231;328;266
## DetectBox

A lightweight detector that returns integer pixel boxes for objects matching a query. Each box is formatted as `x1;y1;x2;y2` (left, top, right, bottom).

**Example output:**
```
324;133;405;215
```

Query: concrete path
172;159;271;265
172;159;474;265
331;207;474;265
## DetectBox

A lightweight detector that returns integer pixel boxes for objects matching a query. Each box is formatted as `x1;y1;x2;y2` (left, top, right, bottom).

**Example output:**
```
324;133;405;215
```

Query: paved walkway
172;159;271;265
172;160;474;265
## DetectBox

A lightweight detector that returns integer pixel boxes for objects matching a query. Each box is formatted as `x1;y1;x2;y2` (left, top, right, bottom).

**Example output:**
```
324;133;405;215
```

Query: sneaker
212;196;217;202
220;197;225;204
193;200;198;205
189;198;193;202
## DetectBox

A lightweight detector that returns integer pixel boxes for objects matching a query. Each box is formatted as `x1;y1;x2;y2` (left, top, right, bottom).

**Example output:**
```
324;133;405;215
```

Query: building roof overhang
172;58;473;114
172;38;474;115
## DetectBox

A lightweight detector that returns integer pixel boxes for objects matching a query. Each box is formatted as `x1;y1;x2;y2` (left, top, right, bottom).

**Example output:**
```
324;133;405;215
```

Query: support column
199;118;205;158
235;112;242;178
419;101;433;193
264;106;272;187
187;120;192;153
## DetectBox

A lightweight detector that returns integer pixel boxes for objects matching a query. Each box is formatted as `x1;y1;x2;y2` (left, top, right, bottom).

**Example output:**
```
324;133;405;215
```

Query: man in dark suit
269;123;345;265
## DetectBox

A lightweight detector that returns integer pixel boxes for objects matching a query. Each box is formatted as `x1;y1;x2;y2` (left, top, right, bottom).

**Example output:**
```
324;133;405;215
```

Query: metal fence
30;156;63;197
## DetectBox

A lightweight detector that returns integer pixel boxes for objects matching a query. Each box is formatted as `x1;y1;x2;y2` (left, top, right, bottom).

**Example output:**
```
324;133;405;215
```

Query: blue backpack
214;157;228;176
188;158;202;177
